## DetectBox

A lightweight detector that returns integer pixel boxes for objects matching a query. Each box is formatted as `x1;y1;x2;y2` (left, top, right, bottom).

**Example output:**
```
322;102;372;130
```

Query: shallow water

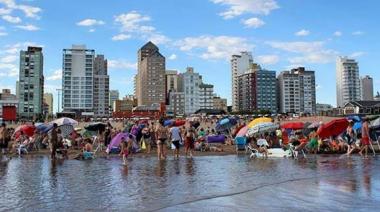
0;155;380;211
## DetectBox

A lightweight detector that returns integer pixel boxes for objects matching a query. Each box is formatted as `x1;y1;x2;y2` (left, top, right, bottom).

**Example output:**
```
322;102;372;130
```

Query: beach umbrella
236;126;248;137
13;124;36;138
317;118;349;139
84;122;106;132
280;122;305;130
247;117;272;128
59;125;74;138
247;122;279;137
353;122;362;131
36;123;53;133
233;124;245;137
216;117;237;132
347;115;361;122
307;122;321;129
367;115;380;122
164;119;174;127
174;120;186;127
51;117;78;126
370;117;380;129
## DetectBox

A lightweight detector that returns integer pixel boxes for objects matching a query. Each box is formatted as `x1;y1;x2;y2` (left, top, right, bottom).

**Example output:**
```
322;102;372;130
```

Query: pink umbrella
236;126;248;137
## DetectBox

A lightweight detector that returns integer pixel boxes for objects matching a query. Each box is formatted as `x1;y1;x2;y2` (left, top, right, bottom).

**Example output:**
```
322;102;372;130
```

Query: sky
0;0;379;112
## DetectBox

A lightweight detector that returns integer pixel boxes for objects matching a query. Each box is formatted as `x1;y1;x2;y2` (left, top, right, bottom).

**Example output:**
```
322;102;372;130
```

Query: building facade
93;55;110;117
18;46;44;120
109;90;119;113
256;69;277;113
336;57;361;108
231;52;253;112
43;93;53;115
167;92;185;116
136;41;166;106
213;96;227;112
62;45;95;116
0;89;18;121
237;72;256;112
199;84;214;110
181;67;202;115
316;103;333;115
361;75;374;101
278;67;316;114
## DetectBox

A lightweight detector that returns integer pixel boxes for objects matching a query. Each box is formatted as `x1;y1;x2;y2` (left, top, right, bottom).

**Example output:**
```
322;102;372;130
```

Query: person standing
359;118;371;158
169;124;182;159
184;123;196;158
50;123;58;160
155;118;168;160
0;123;9;154
141;124;152;154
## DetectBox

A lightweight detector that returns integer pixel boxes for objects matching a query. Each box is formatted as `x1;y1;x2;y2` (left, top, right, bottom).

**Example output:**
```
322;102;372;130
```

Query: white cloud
349;51;365;58
243;17;265;28
113;11;169;44
267;41;338;64
256;55;279;65
0;0;42;19
77;18;105;26
0;42;42;78
168;54;177;60
176;35;253;60
0;7;12;15
2;14;21;23
108;59;137;70
295;29;310;36
333;31;342;37
88;28;95;33
352;31;364;36
211;0;279;19
15;24;39;31
111;33;131;41
46;69;62;81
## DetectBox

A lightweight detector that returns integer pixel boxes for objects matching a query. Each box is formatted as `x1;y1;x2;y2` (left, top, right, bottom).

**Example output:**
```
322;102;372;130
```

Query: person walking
359;118;371;158
169;124;182;159
184;123;196;158
155;118;168;160
141;124;152;154
0;123;9;155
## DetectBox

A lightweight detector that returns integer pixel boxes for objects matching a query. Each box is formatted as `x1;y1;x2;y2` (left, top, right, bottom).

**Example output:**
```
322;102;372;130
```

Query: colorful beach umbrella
51;117;78;126
247;117;272;128
236;126;248;137
317;118;349;139
13;124;36;138
280;122;305;130
247;122;279;137
370;117;380;129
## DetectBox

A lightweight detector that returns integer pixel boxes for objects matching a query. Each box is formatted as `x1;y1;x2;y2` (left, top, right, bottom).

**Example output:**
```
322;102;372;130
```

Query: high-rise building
62;45;95;116
181;67;202;115
93;55;110;117
136;41;166;106
237;72;256;112
231;52;253;112
199;83;214;110
18;46;44;120
336;57;360;107
109;90;120;112
167;92;185;116
361;75;374;101
278;67;316;114
165;70;179;93
256;69;277;113
43;93;53;115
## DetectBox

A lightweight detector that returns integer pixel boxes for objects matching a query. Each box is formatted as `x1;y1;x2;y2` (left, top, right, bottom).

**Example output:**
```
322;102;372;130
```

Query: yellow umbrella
247;117;272;128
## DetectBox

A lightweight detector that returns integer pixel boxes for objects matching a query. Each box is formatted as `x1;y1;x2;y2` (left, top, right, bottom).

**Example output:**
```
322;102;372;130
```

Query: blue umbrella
347;115;361;122
216;117;237;132
164;119;174;127
36;123;53;133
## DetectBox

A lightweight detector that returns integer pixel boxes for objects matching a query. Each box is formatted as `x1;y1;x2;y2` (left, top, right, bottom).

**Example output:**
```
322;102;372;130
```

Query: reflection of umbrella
247;117;272;128
13;124;36;138
236;126;248;137
51;117;78;126
247;122;279;137
85;122;106;131
317;118;349;139
59;125;74;138
280;122;304;130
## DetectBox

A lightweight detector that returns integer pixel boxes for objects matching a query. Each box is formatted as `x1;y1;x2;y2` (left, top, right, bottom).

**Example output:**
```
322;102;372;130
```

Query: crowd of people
0;116;379;164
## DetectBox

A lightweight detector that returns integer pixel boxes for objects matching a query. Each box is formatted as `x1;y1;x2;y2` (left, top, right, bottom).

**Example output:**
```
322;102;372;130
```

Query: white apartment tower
336;57;360;107
62;45;95;116
231;52;253;112
181;67;202;115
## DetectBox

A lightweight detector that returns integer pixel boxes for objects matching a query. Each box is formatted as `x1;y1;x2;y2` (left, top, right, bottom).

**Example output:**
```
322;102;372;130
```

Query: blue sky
0;0;379;112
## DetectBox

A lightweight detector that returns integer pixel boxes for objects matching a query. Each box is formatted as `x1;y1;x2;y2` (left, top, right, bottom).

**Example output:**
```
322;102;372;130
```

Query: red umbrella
317;118;349;139
174;120;186;127
13;124;36;138
281;122;305;130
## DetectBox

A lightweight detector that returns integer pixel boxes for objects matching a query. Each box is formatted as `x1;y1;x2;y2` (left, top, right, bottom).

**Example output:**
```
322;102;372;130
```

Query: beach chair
246;143;262;158
234;136;247;154
289;143;307;159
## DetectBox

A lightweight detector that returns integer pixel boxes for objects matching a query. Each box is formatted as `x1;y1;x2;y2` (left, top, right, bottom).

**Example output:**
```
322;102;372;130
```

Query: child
120;137;130;165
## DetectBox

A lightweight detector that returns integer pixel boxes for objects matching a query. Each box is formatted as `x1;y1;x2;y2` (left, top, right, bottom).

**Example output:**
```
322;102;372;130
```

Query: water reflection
1;155;380;211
